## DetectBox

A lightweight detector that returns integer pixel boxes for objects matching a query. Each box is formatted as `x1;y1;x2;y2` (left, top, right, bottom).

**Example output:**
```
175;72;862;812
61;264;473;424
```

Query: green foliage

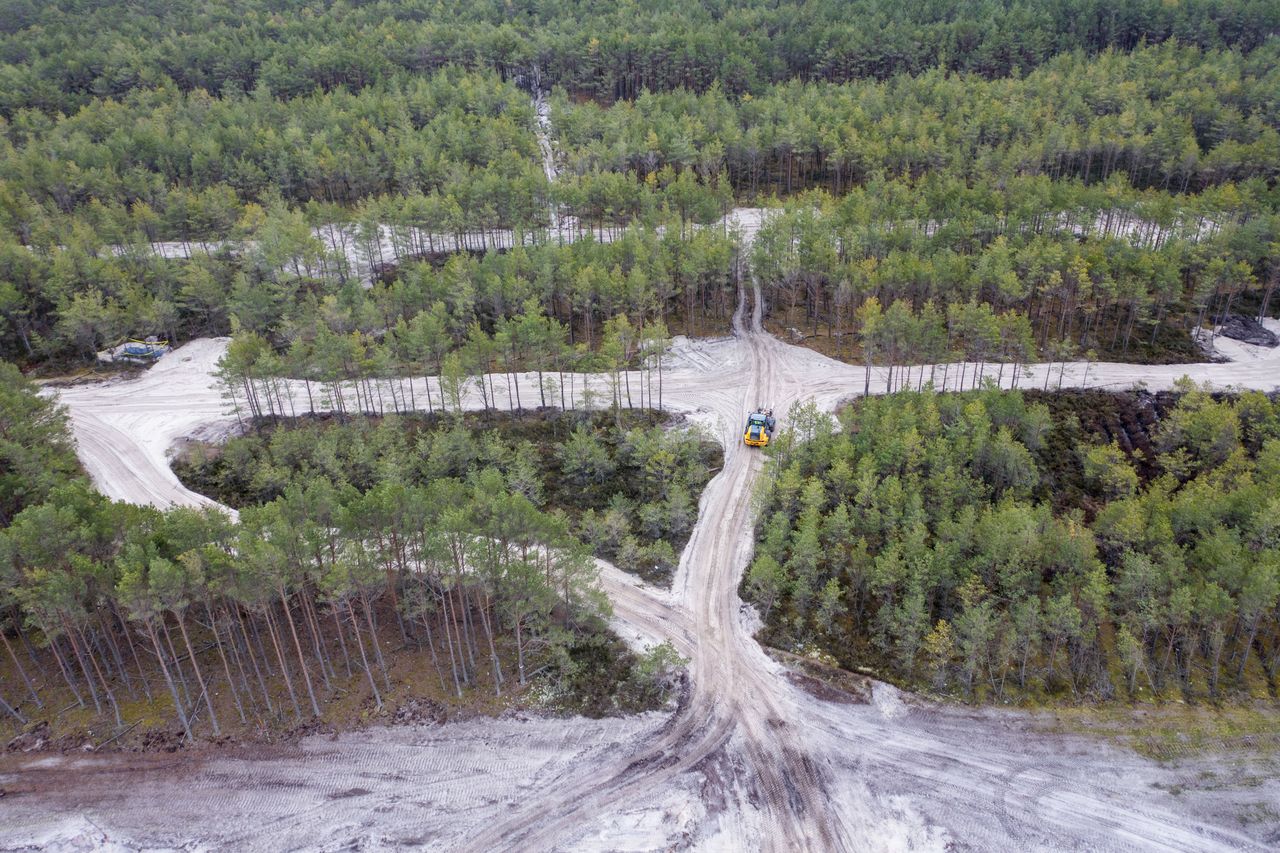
0;361;83;523
174;409;721;584
752;174;1280;368
0;364;665;735
558;425;615;488
554;634;686;717
2;0;1272;115
1155;378;1247;476
1083;442;1139;500
745;384;1280;704
2;30;1278;369
557;43;1280;195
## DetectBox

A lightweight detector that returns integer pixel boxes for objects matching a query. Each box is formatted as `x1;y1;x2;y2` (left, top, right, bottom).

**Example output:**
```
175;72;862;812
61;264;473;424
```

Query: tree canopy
747;385;1280;702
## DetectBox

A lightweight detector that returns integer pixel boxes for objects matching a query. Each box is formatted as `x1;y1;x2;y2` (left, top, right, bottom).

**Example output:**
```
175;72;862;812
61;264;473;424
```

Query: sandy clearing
52;337;234;512
0;713;672;851
16;291;1280;850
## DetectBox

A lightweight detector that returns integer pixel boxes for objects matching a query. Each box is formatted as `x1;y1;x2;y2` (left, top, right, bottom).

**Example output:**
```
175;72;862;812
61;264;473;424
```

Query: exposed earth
4;276;1280;850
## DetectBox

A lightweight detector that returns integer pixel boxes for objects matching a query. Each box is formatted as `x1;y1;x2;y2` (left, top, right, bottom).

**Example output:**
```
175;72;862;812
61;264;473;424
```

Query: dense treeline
3;0;1276;113
747;384;1280;702
0;359;670;739
1;69;546;215
4;36;1277;370
0;59;734;255
553;43;1280;195
9;160;1277;377
175;411;719;583
207;227;737;432
752;176;1279;364
0;206;738;367
7;42;1272;236
0;362;81;524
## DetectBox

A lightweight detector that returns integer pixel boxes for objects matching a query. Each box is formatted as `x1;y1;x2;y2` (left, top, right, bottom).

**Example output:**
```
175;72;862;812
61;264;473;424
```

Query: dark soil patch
1091;319;1204;364
281;718;336;742
1024;388;1179;515
392;698;448;726
133;729;187;753
328;786;373;799
4;721;51;753
372;246;503;284
784;671;866;705
1023;388;1277;517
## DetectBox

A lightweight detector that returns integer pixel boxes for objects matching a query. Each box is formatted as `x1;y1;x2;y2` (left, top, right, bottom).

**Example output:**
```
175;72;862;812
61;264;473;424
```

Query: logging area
2;0;1280;849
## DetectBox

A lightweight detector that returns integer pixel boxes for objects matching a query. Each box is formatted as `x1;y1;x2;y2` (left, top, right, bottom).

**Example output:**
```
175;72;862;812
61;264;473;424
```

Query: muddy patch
328;786;373;799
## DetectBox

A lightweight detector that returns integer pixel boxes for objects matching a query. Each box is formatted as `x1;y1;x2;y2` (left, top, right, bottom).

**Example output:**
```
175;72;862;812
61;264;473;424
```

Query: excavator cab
744;408;775;447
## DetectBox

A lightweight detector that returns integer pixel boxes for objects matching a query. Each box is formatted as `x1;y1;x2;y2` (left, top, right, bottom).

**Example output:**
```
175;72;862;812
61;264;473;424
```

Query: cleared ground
5;282;1280;850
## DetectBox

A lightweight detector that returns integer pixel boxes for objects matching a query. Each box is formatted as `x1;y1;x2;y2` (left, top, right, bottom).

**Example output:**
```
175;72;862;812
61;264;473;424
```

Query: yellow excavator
743;407;776;447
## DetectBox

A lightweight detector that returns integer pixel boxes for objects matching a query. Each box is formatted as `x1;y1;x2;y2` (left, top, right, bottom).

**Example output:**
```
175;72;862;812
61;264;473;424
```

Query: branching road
465;287;1278;852
8;290;1280;851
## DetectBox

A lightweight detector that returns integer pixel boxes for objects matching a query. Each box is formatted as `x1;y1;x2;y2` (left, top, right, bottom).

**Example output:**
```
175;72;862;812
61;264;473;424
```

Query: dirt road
9;295;1280;850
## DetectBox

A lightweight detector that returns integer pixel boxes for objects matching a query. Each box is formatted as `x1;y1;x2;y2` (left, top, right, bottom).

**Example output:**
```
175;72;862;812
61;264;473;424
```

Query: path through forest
6;287;1280;850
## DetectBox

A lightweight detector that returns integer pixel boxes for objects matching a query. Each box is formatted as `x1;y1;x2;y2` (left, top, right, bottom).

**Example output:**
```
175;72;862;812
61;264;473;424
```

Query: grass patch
1041;702;1280;762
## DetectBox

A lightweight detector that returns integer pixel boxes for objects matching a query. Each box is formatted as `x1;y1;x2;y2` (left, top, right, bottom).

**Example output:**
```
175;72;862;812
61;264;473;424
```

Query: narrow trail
531;87;561;233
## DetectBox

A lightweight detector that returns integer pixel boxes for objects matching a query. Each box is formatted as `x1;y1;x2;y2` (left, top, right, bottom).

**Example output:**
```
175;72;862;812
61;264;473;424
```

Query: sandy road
465;288;845;852
7;300;1280;850
468;289;1279;852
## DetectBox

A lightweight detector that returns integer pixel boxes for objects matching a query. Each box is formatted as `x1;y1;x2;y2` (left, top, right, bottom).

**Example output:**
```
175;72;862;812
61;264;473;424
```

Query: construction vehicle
743;407;776;447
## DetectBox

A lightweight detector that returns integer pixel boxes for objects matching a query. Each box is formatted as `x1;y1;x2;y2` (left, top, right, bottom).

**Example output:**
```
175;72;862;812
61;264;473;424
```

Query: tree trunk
264;607;302;720
175;611;219;735
277;590;322;717
147;621;193;741
346;600;383;708
1;627;42;709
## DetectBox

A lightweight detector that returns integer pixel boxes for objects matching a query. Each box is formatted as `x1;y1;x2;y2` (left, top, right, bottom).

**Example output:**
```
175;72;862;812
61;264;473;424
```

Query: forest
0;363;685;741
4;0;1277;113
2;0;1280;742
173;410;720;583
748;177;1276;366
746;384;1280;702
552;43;1280;195
0;37;1276;371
